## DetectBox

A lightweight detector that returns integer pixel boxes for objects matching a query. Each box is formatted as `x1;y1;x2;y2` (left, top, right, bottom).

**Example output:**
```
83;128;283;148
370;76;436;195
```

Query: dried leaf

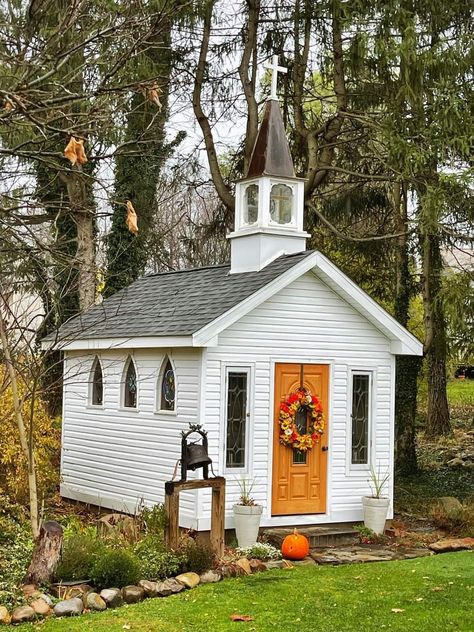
230;614;254;622
64;136;87;166
391;608;405;613
126;200;138;235
146;86;162;110
4;100;13;111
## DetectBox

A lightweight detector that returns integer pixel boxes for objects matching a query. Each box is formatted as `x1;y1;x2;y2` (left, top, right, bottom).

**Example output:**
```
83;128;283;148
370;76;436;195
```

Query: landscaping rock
429;538;474;553
311;553;345;565
85;592;107;611
53;597;84;617
264;560;287;570
38;593;53;607
67;584;93;599
22;584;39;599
200;570;222;583
176;572;200;589
249;559;267;573
11;606;35;624
0;606;11;625
235;558;252;575
437;497;463;513
155;579;185;596
122;585;145;604
30;598;52;617
100;588;123;608
138;579;158;597
291;557;317;566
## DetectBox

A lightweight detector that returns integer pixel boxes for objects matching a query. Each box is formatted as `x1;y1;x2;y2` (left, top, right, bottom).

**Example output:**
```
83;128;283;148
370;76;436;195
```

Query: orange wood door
272;363;329;515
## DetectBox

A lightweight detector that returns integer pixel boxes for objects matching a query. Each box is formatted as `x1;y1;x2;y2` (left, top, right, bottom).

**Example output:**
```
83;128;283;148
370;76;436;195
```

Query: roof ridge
145;262;231;278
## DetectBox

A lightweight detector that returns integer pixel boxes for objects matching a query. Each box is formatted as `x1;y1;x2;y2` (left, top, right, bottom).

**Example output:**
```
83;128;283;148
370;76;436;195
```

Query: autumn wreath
279;388;324;451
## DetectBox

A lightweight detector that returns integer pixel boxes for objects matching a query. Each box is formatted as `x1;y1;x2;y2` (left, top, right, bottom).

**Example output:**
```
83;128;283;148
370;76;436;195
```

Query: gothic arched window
159;356;176;411
90;356;103;406
123;357;138;408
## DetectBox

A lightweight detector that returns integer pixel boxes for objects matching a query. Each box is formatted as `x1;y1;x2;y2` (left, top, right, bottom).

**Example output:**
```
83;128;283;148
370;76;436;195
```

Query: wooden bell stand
164;477;226;557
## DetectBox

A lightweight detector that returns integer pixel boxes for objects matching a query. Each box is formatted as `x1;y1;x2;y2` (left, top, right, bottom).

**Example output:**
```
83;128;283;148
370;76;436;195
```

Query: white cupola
228;56;309;274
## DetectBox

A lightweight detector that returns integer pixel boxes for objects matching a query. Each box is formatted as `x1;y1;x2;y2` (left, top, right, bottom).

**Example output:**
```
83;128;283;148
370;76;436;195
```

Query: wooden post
165;477;226;557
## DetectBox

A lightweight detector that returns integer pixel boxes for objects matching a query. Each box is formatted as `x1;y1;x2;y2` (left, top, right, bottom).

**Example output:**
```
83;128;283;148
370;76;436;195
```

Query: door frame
267;358;334;522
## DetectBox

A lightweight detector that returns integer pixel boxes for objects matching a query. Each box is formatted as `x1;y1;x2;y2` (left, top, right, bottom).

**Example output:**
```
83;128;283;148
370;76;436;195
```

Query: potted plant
362;465;390;535
233;478;263;548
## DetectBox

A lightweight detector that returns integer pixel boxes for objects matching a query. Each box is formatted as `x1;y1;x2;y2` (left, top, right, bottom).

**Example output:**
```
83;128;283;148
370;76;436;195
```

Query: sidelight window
351;372;371;465
225;368;250;469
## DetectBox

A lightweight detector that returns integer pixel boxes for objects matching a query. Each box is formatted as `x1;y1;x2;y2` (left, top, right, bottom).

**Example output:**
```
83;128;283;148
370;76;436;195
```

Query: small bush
236;542;282;561
134;536;183;580
431;499;474;537
55;533;104;582
90;548;141;588
0;526;34;608
354;524;388;545
137;503;168;537
179;541;214;575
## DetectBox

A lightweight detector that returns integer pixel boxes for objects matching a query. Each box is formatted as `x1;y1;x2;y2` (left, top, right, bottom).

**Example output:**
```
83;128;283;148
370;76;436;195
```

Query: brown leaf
230;614;254;622
126;200;138;235
64;137;87;166
146;86;162;110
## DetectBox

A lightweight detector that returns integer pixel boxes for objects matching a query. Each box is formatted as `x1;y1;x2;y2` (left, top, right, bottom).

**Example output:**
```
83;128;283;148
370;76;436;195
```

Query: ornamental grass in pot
233;478;263;548
362;465;390;535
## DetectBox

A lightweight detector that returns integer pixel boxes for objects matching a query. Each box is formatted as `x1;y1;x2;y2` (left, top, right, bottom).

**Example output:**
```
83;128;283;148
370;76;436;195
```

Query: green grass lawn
21;552;474;632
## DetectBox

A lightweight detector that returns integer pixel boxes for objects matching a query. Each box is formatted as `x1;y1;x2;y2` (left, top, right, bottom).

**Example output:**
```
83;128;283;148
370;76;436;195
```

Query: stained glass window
351;374;370;464
293;406;308;464
124;358;137;408
243;184;258;224
270;184;293;224
226;371;248;468
91;357;103;406
160;357;175;411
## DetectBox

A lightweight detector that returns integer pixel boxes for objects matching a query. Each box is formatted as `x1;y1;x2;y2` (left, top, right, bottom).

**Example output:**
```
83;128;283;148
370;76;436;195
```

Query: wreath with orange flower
279;387;324;451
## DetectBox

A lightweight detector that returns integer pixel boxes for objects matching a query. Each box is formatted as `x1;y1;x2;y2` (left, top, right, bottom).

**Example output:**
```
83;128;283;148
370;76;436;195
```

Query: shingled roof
47;251;313;343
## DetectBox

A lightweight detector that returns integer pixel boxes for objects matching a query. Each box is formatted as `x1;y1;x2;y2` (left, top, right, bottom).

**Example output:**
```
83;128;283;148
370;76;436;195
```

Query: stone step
262;523;359;548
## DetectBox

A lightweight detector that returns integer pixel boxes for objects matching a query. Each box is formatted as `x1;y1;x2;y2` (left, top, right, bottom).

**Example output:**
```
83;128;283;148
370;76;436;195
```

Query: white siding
198;270;395;530
61;348;202;528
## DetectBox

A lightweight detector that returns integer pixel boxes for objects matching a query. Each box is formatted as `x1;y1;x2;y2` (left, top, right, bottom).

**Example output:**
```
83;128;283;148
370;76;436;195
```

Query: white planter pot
233;504;263;548
362;496;390;535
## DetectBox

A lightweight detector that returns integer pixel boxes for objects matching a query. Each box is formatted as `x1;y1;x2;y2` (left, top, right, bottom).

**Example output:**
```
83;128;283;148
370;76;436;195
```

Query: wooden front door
272;363;329;515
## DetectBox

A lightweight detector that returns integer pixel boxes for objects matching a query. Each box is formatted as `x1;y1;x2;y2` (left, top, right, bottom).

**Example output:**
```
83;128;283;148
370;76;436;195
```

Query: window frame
156;355;177;415
242;183;259;226
122;356;139;410
222;365;253;474
89;356;104;408
347;369;374;472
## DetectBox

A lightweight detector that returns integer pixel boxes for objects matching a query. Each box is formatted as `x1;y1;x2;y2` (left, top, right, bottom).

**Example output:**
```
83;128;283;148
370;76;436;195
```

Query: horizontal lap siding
61;349;201;526
200;271;394;527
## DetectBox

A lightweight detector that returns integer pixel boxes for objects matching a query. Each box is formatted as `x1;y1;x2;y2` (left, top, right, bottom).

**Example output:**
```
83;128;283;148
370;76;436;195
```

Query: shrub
55;533;104;582
0;526;34;609
179;541;214;574
236;542;282;561
90;548;141;588
354;524;388;545
137;503;168;537
431;499;474;537
134;536;183;580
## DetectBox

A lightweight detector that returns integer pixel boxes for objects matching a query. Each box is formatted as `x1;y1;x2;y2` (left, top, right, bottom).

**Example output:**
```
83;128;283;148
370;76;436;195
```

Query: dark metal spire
246;99;295;179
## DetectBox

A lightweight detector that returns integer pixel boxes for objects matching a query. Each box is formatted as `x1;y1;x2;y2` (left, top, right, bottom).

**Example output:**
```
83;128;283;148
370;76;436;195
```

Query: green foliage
138;503;168;537
354;524;388;545
236;543;282;561
134;536;182;580
179;541;214;575
90;548;141;589
55;533;104;582
0;525;33;609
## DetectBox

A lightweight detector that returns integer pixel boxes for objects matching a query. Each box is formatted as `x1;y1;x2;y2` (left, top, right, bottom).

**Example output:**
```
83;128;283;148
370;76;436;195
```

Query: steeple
228;56;309;274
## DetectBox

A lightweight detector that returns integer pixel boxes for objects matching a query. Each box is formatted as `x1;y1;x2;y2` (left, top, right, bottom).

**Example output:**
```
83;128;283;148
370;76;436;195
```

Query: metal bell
186;443;212;470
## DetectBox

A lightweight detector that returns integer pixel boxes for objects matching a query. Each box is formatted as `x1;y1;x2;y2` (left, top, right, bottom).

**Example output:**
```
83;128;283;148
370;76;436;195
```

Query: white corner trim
50;335;195;352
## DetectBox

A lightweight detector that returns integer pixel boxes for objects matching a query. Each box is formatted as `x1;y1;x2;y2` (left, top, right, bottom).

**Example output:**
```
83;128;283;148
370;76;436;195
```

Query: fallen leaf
415;597;423;602
64;136;87;166
391;608;405;613
126;200;138;235
230;614;254;622
431;587;444;592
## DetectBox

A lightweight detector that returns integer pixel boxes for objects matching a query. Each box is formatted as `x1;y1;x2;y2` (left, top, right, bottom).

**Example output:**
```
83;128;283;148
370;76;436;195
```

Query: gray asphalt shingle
47;251;313;343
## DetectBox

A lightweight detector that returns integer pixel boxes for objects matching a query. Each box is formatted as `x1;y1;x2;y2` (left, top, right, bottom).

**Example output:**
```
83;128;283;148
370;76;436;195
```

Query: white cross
263;54;287;100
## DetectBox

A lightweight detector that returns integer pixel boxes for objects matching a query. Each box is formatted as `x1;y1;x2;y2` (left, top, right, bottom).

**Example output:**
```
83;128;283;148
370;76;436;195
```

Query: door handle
322;446;328;452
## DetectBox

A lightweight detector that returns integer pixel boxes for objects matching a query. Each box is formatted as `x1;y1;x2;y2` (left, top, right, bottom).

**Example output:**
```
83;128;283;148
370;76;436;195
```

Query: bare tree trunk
0;299;40;538
239;0;260;174
423;228;451;437
393;182;421;473
24;521;63;586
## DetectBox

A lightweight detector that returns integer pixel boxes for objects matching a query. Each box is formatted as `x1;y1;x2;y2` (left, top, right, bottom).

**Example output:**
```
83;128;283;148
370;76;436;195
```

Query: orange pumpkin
281;528;310;560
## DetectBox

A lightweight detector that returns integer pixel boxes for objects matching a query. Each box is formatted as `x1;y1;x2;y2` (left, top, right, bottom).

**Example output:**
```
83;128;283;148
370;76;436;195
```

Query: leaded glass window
160;357;175;411
293;406;308;464
124;358;137;408
225;371;248;469
351;373;370;465
243;184;258;224
270;184;293;224
91;357;103;406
